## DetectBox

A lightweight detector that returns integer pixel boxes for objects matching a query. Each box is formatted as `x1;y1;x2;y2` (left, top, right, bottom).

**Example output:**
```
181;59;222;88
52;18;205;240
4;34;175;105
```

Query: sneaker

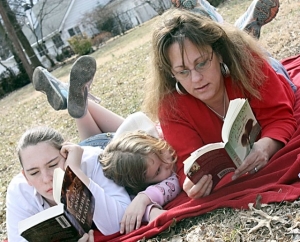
32;66;68;110
68;55;97;119
234;0;280;39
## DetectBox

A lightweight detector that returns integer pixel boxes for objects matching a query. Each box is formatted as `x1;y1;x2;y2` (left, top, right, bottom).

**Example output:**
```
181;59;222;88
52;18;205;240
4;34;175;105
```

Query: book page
53;168;65;205
223;99;261;167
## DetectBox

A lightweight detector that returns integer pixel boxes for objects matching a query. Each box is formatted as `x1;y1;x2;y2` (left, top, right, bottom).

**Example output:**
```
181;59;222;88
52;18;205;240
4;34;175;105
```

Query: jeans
78;133;115;149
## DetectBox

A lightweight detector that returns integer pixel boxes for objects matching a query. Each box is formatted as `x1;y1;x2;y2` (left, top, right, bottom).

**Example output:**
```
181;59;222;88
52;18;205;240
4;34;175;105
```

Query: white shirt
6;146;131;241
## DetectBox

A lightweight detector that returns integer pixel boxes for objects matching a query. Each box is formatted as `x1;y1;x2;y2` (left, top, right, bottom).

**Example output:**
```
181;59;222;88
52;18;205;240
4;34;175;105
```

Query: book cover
18;166;95;242
184;98;261;187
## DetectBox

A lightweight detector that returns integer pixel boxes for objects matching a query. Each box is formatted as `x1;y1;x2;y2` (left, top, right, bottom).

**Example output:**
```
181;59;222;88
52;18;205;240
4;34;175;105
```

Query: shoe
68;55;97;119
234;0;280;39
32;66;68;110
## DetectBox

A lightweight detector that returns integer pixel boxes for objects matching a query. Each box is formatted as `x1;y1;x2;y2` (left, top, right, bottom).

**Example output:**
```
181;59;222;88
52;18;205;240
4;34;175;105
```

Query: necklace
206;91;226;121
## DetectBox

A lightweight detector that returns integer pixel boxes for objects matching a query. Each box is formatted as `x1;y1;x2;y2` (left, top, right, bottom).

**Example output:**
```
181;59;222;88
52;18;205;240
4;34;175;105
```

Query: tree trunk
4;0;43;68
0;0;33;80
0;20;27;76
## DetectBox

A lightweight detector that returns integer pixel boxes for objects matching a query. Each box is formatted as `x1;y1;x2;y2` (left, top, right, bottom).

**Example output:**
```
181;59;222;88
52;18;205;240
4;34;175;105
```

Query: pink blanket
93;54;300;242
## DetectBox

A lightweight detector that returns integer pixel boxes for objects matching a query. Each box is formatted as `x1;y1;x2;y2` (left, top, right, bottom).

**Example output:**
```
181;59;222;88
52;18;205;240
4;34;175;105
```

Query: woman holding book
143;8;297;199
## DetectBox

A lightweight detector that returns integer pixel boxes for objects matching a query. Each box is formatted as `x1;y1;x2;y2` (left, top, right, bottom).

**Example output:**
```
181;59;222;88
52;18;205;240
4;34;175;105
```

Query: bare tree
0;0;33;80
25;0;65;67
4;0;43;68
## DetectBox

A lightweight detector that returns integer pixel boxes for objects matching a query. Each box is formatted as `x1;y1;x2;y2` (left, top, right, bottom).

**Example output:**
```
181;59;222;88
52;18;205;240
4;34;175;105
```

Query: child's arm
60;143;90;187
141;172;181;206
120;173;181;234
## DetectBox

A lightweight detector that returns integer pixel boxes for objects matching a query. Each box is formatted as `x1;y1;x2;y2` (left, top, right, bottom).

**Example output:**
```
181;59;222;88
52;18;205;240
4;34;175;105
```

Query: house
21;0;171;68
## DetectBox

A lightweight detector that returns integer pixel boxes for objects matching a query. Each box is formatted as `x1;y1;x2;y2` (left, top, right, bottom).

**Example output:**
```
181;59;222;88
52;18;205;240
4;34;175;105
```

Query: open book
183;98;261;188
18;166;95;242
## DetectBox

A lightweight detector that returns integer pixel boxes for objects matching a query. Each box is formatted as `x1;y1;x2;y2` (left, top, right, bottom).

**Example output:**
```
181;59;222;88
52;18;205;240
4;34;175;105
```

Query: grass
0;0;300;240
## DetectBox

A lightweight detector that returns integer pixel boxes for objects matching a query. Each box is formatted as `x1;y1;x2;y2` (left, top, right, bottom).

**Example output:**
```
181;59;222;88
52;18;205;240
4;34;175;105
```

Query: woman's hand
183;174;213;199
232;137;283;180
78;230;94;242
60;142;84;170
120;193;151;234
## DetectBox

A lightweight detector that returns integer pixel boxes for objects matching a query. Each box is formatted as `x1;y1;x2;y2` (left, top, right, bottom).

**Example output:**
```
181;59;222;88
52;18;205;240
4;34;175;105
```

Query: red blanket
100;56;300;241
2;63;300;242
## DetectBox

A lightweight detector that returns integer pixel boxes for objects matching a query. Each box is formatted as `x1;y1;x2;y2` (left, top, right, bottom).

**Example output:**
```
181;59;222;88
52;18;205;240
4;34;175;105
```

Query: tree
0;0;33;80
0;21;20;76
5;0;42;68
25;0;64;67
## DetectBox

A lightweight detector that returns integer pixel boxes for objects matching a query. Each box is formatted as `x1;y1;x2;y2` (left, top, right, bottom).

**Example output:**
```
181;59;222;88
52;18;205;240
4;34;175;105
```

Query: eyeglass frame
171;51;214;81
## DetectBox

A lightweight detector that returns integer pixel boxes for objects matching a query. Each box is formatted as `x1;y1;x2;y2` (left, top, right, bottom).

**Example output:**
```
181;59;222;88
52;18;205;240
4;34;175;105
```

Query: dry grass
0;0;299;240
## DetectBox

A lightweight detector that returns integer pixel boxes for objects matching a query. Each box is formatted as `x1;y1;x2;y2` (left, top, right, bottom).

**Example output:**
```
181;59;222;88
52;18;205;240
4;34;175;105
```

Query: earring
175;81;185;95
220;62;230;77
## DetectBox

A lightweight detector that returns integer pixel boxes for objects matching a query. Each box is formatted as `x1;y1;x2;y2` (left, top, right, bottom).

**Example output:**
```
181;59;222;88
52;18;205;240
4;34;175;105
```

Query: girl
6;56;181;240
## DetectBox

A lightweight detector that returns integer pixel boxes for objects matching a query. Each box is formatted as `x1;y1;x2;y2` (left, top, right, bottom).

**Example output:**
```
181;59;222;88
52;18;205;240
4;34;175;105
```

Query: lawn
0;0;299;240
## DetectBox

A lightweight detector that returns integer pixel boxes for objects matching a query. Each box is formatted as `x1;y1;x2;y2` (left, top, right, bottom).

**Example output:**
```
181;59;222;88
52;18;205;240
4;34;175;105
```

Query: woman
143;8;297;199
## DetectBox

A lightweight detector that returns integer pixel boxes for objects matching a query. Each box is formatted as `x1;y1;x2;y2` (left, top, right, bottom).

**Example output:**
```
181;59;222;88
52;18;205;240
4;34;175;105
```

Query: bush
0;70;30;99
91;32;112;46
68;34;93;56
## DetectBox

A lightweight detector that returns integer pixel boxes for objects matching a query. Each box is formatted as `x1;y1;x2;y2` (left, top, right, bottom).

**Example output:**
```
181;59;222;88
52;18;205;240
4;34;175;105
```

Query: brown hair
17;126;64;167
100;131;176;195
143;8;267;121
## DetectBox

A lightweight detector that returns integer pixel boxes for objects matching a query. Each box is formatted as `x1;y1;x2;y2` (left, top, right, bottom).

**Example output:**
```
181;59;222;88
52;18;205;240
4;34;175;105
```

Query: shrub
0;70;30;99
91;32;112;46
68;34;93;56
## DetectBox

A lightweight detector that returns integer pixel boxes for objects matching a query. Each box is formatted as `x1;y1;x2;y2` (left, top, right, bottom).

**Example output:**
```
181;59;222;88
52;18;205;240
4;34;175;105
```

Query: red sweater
159;60;297;187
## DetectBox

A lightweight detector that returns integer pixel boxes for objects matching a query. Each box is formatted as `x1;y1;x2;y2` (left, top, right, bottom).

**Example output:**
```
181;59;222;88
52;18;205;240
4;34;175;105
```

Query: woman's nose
190;69;203;83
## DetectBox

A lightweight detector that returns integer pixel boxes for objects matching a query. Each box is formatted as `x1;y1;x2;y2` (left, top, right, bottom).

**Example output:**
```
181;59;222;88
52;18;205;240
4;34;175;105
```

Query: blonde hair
17;126;64;167
100;131;177;195
143;8;268;121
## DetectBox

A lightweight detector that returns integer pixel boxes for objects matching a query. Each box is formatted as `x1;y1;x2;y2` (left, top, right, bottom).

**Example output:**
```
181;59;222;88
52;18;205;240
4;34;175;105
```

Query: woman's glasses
172;52;214;81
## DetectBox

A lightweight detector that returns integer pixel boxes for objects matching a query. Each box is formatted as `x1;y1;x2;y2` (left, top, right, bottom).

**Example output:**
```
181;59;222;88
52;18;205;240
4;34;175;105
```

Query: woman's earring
175;81;185;95
220;62;230;77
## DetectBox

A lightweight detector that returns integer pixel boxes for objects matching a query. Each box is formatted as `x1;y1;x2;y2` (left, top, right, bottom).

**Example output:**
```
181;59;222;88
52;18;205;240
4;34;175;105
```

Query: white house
20;0;171;68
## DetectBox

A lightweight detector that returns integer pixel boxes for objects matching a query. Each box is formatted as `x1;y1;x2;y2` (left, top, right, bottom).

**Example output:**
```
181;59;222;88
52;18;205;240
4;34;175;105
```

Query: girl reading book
6;56;181;241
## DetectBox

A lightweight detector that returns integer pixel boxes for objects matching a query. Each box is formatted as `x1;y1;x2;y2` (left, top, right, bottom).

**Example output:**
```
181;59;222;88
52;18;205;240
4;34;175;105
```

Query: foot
234;0;280;39
32;66;68;110
68;55;97;119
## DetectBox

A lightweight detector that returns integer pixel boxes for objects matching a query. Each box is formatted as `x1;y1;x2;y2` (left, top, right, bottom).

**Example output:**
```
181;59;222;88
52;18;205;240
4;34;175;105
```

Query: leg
76;100;124;140
171;0;224;23
234;0;280;39
268;56;297;92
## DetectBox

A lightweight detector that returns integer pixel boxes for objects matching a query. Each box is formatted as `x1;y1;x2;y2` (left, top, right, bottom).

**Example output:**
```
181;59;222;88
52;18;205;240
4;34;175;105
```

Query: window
74;26;82;35
68;28;75;37
68;26;82;37
36;44;48;57
52;34;64;48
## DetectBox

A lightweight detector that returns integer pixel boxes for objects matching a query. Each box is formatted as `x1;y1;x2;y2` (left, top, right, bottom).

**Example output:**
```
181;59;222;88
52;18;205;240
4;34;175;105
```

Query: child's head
17;126;66;205
100;131;177;195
